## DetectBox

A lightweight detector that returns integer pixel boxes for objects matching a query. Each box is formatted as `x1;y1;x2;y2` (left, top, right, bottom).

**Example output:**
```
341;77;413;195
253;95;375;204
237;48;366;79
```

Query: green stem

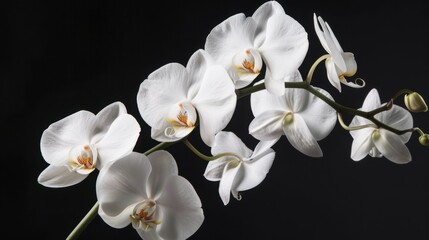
182;138;241;161
306;54;330;84
66;202;99;240
392;89;414;101
66;141;177;239
238;81;411;135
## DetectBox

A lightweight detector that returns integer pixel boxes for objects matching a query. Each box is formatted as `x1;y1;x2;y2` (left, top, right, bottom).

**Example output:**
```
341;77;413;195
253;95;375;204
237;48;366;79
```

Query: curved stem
391;89;414;101
238;81;411;135
306;54;330;83
66;202;99;240
183;138;241;161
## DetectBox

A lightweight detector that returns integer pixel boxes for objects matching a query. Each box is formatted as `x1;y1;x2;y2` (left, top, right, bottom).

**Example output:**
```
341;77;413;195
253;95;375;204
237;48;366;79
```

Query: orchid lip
165;102;197;139
130;199;161;232
67;145;97;174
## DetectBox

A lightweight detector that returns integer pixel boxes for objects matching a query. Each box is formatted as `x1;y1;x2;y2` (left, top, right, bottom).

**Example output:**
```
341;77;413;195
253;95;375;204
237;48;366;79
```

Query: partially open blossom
350;88;413;164
404;92;428;113
314;14;363;92
97;151;204;240
249;74;337;157
204;131;276;205
38;102;140;188
137;49;236;146
205;1;308;95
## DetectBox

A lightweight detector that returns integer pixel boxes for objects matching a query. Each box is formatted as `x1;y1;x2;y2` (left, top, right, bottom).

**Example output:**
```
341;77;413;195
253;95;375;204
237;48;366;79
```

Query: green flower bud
419;134;429;147
404;92;428;113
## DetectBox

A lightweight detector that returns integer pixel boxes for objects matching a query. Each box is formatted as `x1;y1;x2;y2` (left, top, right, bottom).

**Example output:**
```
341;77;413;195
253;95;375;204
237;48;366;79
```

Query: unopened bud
404;92;428;113
419;134;429;147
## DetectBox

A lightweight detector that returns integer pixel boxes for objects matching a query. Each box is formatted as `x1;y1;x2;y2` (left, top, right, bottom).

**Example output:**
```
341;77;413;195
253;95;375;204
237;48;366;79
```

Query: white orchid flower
205;1;308;95
249;74;337;157
38;102;140;188
313;13;363;92
96;151;204;240
204;131;276;205
137;49;236;147
349;88;413;164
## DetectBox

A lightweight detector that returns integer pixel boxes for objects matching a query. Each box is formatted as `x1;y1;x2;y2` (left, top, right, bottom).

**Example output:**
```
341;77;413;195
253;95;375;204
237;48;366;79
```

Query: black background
3;0;429;239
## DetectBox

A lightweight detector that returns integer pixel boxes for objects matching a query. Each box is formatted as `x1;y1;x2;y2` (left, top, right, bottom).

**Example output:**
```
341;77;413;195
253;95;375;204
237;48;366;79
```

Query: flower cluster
38;1;428;239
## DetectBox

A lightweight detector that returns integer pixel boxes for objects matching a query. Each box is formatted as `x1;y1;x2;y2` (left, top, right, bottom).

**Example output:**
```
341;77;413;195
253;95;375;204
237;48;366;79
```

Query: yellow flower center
68;145;97;174
130;200;161;232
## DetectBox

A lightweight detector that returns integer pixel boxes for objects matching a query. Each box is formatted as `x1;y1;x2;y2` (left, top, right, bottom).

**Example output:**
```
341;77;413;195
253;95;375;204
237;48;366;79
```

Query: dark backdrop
3;0;429;239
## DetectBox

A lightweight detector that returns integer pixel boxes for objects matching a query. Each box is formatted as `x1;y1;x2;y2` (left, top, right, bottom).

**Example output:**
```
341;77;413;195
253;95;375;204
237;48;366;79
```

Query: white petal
137;63;189;130
211;131;252;157
374;130;412;164
205;13;256;68
350;128;374;161
96;152;150;218
296;87;337;140
313;13;330;53
98;204;136;229
326;21;344;52
259;14;308;88
325;58;342;92
382;105;413;143
37;164;87;188
156;176;204;240
282;114;323;157
264;71;285;95
341;52;357;76
250;139;279;159
186;49;212;99
146;150;179;199
318;16;346;72
252;1;285;47
90;102;127;139
362;88;381;112
219;162;241;205
40;110;94;165
204;157;233;181
235;150;275;191
192;66;237;146
95;114;140;169
249;110;284;141
250;82;288;117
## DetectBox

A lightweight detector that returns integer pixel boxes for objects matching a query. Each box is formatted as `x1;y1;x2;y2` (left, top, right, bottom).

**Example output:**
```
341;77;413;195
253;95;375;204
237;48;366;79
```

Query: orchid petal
313;13;329;53
192;66;237;146
204;157;232;181
37;164;87;188
317;16;346;72
96;152;150;218
381;105;413;142
325;58;342;92
350;128;374;161
250;139;279;159
282;113;323;157
137;63;189;130
98;204;136;229
252;0;285;47
249;110;284;141
219;162;241;205
186;49;213;99
259;14;308;94
95;114;140;169
374;130;412;164
40;111;94;166
361;88;381;112
297;87;337;140
211;131;252;157
205;13;256;68
156;176;204;240
146;150;179;199
235;150;275;191
250;82;288;117
90;102;127;139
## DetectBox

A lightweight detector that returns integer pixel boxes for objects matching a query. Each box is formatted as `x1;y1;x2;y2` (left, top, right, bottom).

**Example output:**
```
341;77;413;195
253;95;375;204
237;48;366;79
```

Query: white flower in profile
204;131;276;205
249;74;337;157
313;13;363;92
205;1;308;95
137;49;236;147
96;151;204;240
38;102;140;188
349;88;413;164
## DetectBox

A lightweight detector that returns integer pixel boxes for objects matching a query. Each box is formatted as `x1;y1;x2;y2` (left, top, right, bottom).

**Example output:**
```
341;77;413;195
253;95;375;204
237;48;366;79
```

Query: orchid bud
419;134;429;147
404;92;428;113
